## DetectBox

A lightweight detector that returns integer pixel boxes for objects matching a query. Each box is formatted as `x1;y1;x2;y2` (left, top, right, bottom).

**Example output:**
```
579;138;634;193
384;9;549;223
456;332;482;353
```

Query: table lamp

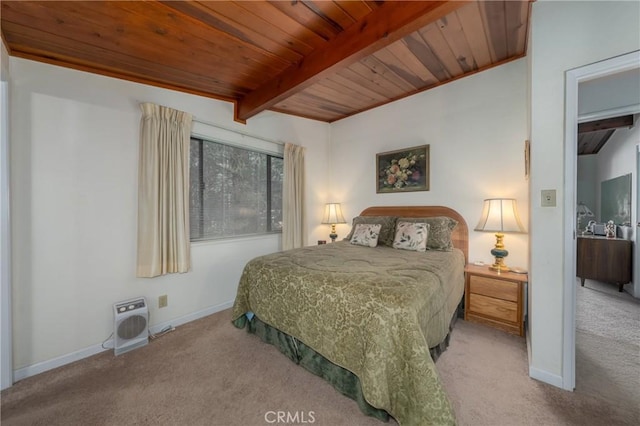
576;202;594;235
475;198;525;272
321;203;346;242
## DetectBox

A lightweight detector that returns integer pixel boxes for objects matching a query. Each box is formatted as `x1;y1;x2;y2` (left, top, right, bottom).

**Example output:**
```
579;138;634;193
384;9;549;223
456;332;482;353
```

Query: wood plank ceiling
577;115;635;156
1;0;533;123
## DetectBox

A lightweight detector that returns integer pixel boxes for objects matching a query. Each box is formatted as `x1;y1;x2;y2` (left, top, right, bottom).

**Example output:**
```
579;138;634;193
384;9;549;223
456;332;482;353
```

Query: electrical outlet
158;295;168;308
541;189;556;207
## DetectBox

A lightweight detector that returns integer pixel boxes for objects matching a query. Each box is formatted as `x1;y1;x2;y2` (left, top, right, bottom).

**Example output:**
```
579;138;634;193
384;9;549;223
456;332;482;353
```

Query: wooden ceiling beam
235;0;468;123
578;115;634;133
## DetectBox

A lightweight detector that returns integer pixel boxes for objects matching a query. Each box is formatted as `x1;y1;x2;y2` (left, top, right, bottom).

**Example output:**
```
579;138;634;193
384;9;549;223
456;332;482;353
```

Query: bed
232;206;468;426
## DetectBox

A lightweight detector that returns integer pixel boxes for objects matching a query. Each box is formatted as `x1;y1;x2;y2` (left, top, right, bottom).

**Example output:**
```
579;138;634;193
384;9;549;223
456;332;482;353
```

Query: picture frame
376;144;430;193
524;140;530;180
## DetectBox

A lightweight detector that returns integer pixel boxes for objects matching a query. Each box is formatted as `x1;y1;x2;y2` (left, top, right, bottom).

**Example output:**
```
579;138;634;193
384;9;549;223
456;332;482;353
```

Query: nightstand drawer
464;264;527;337
468;293;518;323
469;275;518;302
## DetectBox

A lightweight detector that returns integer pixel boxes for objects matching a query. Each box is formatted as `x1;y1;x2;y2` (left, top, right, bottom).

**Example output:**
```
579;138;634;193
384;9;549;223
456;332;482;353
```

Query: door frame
0;80;11;390
636;146;640;299
563;50;640;391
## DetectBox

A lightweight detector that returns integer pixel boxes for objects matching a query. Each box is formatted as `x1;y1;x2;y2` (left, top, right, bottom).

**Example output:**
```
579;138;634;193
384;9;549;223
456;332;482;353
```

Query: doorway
564;50;640;391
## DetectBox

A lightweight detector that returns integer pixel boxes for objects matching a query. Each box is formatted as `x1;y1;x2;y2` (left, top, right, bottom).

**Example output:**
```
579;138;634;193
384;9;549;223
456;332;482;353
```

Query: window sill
190;233;281;247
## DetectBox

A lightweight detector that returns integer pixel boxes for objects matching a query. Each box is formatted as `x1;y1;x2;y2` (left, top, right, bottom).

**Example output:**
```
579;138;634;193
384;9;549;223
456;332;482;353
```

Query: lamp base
329;224;337;243
489;262;511;273
489;233;510;273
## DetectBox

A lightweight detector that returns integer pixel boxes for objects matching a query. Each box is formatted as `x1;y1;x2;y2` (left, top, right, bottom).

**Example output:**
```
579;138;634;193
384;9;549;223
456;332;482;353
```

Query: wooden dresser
464;264;527;336
576;236;632;292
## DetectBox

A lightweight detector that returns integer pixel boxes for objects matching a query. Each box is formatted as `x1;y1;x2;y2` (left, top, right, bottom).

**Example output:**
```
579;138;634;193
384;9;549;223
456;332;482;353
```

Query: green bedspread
231;241;465;425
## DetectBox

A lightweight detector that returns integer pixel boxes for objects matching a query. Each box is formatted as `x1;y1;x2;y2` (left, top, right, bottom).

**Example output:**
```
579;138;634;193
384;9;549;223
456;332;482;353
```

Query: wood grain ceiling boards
577;115;635;156
1;0;533;123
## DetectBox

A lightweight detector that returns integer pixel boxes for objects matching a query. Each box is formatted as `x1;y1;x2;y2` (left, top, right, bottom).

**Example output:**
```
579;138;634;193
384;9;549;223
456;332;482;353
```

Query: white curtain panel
137;103;193;277
282;143;306;250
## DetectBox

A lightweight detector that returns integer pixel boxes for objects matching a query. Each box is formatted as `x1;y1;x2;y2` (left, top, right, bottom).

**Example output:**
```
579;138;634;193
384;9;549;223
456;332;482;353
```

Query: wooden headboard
360;206;469;263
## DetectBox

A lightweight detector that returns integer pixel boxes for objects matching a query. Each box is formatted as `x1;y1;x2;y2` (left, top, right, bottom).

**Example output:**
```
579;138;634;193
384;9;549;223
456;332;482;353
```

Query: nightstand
464;264;527;336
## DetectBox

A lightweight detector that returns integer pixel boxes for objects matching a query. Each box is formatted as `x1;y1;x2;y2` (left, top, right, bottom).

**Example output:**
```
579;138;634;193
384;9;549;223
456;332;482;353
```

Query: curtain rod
138;101;285;146
192;116;285;146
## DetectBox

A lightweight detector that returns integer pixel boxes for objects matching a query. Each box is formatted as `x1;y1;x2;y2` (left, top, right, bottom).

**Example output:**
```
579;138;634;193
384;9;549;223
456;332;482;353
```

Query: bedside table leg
580;277;585;286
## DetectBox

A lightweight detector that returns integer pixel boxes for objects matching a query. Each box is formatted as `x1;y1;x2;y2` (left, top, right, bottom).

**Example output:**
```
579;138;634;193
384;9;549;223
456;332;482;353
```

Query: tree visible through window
190;137;283;241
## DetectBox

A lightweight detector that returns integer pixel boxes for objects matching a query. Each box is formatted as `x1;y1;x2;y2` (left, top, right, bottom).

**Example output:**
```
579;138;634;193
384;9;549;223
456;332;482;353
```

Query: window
190;137;283;241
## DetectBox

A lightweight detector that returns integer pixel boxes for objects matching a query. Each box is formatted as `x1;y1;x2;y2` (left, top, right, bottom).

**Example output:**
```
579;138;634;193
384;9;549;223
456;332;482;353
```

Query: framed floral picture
376;144;429;193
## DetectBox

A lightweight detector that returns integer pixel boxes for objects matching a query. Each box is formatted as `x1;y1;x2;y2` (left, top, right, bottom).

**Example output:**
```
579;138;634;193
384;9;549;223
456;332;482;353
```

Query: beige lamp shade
475;198;525;272
321;203;346;225
321;203;346;242
475;198;525;233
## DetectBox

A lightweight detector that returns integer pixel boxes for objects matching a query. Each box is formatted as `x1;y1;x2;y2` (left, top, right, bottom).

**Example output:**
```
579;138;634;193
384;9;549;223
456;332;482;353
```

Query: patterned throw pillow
343;216;397;247
393;221;429;252
398;216;457;251
350;223;382;247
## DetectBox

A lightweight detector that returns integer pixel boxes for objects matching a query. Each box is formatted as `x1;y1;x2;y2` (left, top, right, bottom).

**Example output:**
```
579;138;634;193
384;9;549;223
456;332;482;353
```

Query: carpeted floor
1;301;638;426
575;280;640;418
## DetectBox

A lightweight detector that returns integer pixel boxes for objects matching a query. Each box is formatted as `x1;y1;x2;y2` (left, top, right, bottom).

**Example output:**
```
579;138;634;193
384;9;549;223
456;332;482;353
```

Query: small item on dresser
473;261;485;266
605;220;616;239
618;223;633;240
511;267;528;274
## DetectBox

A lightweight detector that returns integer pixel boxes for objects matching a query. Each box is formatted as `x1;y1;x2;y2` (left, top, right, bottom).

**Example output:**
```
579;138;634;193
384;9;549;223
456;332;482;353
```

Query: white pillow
350;223;382;247
393;221;429;252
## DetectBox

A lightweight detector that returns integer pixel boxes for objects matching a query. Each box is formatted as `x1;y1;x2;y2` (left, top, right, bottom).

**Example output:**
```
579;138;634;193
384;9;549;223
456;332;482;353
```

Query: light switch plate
541;189;556;207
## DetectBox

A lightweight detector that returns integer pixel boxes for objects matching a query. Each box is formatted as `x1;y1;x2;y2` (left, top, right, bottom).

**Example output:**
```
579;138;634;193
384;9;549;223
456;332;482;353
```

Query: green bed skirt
232;301;462;423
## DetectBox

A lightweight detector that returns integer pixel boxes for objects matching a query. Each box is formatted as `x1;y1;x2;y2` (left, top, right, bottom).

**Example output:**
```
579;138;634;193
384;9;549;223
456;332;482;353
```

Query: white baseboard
526;319;569;390
529;365;565;389
13;300;234;382
148;300;234;336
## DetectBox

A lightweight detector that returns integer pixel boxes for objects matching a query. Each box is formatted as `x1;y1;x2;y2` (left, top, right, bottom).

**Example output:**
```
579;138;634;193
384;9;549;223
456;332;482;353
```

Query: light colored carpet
575;280;640;418
576;280;639;342
1;306;639;425
439;320;638;426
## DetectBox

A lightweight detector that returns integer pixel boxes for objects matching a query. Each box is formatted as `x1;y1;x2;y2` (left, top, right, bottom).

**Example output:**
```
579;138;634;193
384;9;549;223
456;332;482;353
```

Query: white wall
529;0;640;386
9;58;330;376
597;120;640;204
579;68;640;118
331;58;529;269
596;119;640;297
